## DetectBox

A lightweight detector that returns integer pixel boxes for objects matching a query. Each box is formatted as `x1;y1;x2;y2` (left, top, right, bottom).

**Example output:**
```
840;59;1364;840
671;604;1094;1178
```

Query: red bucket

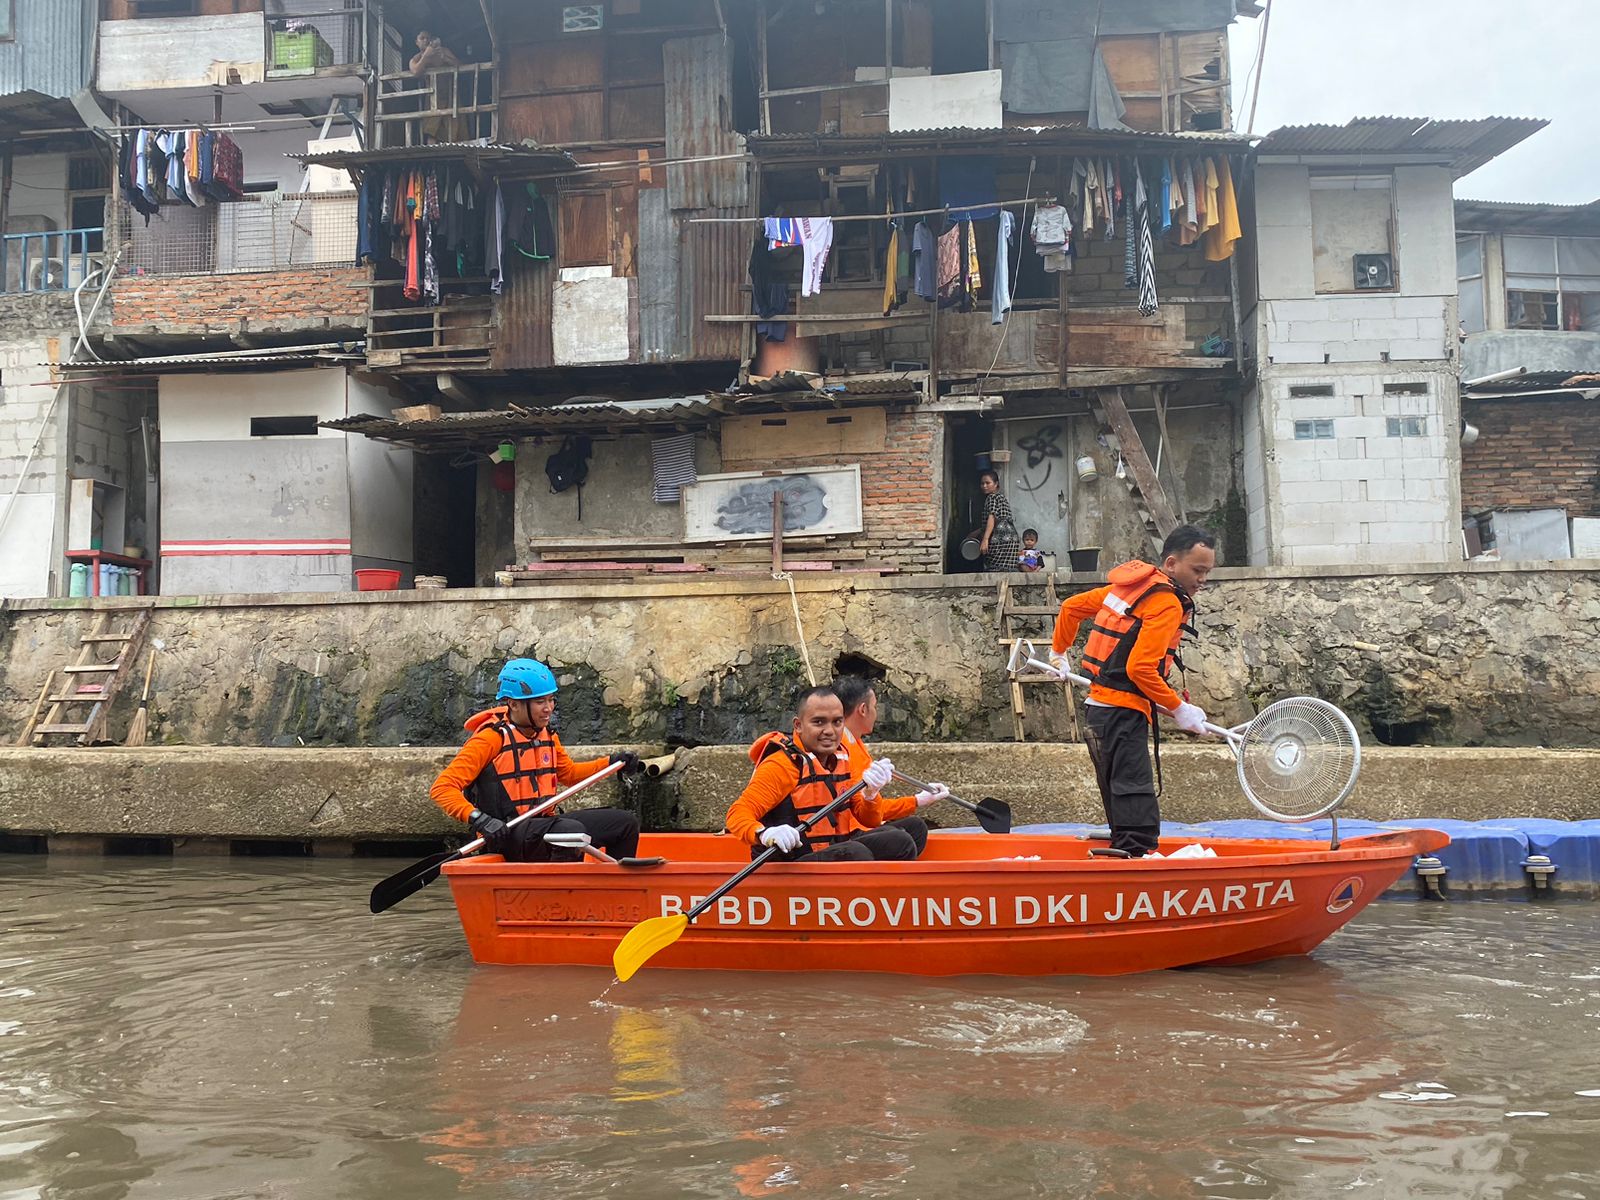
354;568;402;591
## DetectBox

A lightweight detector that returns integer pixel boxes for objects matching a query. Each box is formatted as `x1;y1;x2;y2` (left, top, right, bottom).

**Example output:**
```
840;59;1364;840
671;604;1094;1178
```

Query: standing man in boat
1047;525;1217;858
430;658;645;862
725;686;921;861
832;675;947;853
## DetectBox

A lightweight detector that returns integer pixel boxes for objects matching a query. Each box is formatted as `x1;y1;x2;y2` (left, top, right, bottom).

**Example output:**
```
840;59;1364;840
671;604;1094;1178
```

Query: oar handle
1015;649;1245;748
889;768;978;816
685;779;871;924
455;758;626;856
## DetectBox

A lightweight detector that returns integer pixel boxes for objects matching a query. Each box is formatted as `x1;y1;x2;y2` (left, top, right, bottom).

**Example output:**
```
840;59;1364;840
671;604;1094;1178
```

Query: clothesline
688;197;1059;225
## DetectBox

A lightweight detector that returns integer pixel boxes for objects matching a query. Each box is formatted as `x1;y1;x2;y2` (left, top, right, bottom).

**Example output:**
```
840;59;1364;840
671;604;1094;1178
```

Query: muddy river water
3;858;1598;1199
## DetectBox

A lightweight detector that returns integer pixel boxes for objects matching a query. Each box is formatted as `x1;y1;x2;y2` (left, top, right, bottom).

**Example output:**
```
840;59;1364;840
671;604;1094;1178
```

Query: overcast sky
1228;0;1598;205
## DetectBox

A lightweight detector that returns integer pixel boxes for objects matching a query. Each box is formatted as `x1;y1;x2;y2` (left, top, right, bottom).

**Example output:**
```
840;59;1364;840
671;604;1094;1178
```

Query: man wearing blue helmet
430;658;643;861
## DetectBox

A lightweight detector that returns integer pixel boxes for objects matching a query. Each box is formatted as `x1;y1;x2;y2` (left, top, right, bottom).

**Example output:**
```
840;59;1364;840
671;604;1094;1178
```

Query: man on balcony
410;31;467;143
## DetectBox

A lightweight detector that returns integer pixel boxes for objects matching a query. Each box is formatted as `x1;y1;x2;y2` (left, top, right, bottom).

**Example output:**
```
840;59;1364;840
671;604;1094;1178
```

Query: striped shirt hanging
651;432;698;502
1135;164;1160;318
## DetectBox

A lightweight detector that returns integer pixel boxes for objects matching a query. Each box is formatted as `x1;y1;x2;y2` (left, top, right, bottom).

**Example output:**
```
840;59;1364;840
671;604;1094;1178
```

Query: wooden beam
1100;386;1180;537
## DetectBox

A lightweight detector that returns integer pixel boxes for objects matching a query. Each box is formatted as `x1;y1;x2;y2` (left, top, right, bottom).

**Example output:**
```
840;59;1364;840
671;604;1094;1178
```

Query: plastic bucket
1067;547;1100;573
1076;455;1099;482
355;568;402;591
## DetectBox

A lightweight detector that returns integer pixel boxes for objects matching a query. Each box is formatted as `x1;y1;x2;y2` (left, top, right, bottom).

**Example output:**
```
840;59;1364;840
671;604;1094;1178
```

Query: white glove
758;825;803;853
1047;653;1072;680
1171;701;1208;735
862;757;893;799
913;782;951;809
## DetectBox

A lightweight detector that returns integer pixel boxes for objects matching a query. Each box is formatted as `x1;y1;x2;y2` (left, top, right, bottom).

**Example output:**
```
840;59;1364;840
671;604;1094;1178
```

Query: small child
1018;529;1046;572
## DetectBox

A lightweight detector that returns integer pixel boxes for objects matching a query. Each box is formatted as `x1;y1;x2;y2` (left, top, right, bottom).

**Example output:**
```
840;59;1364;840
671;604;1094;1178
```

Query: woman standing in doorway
978;469;1021;572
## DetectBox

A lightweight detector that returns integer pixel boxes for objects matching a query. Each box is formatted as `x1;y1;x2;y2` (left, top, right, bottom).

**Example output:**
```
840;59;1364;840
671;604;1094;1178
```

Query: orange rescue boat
441;828;1446;976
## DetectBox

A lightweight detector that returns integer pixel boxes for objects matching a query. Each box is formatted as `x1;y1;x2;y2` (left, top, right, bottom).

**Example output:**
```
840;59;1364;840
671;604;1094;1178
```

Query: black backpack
544;436;592;494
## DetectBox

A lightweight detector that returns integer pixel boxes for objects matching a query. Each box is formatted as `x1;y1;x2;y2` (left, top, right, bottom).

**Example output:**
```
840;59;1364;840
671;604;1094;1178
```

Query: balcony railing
1;230;107;295
115;192;358;278
374;62;497;148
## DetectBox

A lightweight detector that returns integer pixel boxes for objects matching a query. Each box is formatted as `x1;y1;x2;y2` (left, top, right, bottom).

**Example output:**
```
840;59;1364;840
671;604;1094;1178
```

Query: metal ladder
995;579;1081;744
17;606;153;746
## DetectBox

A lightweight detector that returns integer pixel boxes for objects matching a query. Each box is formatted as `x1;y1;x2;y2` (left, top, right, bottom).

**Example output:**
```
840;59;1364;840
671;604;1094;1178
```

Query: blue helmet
496;658;557;701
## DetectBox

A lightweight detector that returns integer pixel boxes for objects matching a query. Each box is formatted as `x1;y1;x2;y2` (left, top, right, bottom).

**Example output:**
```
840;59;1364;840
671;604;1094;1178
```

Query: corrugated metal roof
322;397;728;444
0;0;91;103
290;142;579;174
58;345;361;373
1254;116;1547;178
1456;198;1600;236
747;124;1252;159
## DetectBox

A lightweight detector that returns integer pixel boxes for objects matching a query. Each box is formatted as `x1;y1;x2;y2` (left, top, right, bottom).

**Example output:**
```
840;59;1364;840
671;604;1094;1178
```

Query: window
1294;419;1336;440
1386;417;1425;438
129;0;199;15
1309;175;1394;294
1383;382;1429;395
559;190;613;268
250;416;319;437
1503;235;1600;332
1288;384;1334;398
1457;234;1485;334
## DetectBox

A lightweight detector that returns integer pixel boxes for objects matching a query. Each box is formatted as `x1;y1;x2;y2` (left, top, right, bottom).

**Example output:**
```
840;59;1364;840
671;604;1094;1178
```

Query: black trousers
502;808;640;862
799;824;921;862
1083;705;1161;856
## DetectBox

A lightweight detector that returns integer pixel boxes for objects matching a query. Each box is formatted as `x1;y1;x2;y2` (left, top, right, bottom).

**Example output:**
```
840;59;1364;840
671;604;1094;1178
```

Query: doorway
944;413;995;573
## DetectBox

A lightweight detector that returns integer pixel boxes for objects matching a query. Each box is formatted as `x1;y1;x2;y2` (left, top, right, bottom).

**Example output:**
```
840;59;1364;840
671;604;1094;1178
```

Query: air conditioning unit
1353;254;1394;290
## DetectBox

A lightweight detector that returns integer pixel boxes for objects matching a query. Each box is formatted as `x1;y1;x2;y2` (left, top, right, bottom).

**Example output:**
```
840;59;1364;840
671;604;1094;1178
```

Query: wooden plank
721;408;887;462
17;672;55;745
1100;386;1180;538
34;724;93;735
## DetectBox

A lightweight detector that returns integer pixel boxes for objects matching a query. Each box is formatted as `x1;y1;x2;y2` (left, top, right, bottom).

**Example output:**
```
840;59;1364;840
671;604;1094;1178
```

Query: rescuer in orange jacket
1048;525;1217;857
724;686;919;861
832;674;947;854
430;658;644;862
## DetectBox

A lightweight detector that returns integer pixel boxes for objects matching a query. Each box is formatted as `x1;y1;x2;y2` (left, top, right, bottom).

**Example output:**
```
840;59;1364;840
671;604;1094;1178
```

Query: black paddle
369;760;625;914
890;768;1012;834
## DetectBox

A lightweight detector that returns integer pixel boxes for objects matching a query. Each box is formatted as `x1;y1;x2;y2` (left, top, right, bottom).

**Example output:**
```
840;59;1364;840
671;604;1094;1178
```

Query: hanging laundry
961;221;982;312
1123;185;1138;290
748;235;789;342
504;183;555;260
651;433;699;503
1031;202;1070;254
993;210;1016;325
1134;164;1159;318
1200;158;1222;237
882;221;902;317
796;216;833;298
1202;157;1242;262
911;220;937;302
1178;158;1199;246
935;222;962;307
486;182;507;294
765;216;802;249
1080;159;1099;238
1159;159;1173;233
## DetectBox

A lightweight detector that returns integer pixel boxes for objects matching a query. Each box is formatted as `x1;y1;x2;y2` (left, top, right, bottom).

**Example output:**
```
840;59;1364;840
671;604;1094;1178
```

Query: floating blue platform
977;818;1600;896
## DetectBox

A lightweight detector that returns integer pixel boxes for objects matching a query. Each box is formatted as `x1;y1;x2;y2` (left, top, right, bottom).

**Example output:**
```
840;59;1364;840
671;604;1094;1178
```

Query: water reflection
3;859;1599;1199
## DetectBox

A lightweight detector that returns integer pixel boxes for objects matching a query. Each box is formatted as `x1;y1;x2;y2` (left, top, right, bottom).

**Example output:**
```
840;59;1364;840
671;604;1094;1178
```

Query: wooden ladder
996;579;1082;744
18;606;153;747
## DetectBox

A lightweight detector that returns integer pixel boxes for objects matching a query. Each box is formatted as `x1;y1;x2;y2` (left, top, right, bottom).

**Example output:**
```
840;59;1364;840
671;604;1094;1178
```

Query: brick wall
109;266;369;336
1461;399;1600;518
721;407;945;572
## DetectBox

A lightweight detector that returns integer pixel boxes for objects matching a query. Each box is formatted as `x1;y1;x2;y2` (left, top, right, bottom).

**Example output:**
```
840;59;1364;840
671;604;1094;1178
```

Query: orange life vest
463;707;561;820
1080;561;1196;709
748;732;857;859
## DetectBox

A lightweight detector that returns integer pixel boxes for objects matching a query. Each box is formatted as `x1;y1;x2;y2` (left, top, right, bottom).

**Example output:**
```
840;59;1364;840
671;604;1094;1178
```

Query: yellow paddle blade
613;914;689;982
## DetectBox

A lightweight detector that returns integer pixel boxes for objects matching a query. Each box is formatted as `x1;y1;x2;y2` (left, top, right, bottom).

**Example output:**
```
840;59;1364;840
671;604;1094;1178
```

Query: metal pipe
1462;365;1527;388
642;752;678;778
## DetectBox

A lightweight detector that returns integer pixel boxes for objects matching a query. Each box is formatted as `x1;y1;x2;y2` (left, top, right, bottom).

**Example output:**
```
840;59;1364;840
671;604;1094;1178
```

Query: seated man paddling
832;674;947;854
431;657;644;862
725;686;921;862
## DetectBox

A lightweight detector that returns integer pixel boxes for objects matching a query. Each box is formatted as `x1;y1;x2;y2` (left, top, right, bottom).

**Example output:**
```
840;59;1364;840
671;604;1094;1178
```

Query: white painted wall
345;375;413;564
553;272;632;365
0;492;56;597
98;13;265;93
1248;162;1463;565
160;369;347;442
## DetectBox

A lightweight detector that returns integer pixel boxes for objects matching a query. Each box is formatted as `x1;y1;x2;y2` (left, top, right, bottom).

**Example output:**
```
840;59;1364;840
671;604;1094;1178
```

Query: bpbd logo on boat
1325;877;1364;914
657;881;1300;931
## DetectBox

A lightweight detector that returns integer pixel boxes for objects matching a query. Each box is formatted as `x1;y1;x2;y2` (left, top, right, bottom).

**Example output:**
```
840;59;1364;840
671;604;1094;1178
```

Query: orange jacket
724;732;885;849
1051;560;1190;720
840;728;918;822
430;706;609;824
